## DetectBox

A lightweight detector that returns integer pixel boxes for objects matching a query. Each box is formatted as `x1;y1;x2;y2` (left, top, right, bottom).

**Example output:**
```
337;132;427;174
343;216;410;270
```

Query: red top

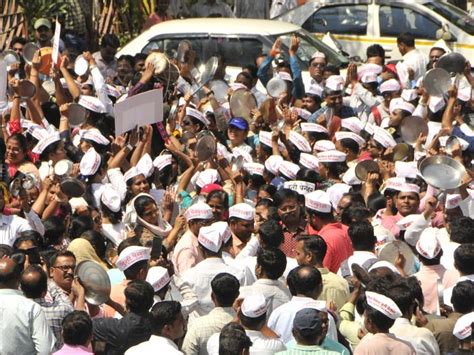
279;219;307;258
315;222;353;273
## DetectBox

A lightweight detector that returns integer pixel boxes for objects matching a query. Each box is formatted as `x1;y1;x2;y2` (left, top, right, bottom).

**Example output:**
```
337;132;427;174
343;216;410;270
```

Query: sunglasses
52;264;76;272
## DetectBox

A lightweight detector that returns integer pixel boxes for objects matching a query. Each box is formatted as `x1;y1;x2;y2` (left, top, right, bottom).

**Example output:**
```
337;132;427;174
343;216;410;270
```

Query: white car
117;18;349;88
277;0;474;62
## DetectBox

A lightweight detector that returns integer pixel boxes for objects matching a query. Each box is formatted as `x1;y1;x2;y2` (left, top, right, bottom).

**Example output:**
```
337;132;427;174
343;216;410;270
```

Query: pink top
414;264;449;314
318;223;353;273
53;344;93;355
103;279;129;318
172;229;204;275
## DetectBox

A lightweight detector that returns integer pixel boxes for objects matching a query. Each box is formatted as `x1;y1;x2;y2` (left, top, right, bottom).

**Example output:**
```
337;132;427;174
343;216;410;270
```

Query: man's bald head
287;265;323;298
0;258;21;289
20;265;48;299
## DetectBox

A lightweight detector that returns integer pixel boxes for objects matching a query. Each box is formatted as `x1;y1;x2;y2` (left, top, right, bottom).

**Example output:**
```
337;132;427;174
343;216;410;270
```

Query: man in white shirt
397;32;428;87
268;265;337;343
182;273;240;355
0;189;33;246
125;301;185;355
0;258;55;355
388;277;440;355
181;223;247;318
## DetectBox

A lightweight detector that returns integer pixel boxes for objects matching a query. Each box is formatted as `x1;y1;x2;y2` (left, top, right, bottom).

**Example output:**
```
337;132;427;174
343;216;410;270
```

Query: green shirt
277;342;343;354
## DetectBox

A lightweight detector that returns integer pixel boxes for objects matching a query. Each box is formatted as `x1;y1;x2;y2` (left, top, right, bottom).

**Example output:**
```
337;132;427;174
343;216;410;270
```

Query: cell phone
150;237;163;260
25;247;41;265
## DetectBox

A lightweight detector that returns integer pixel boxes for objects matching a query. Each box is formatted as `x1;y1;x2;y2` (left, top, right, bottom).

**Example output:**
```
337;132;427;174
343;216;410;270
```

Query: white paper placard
113;88;163;135
52;20;61;65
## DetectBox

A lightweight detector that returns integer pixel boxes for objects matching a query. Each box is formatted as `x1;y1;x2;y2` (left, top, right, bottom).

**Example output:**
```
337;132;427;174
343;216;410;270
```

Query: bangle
13;95;21;99
90;65;97;70
125;143;133;151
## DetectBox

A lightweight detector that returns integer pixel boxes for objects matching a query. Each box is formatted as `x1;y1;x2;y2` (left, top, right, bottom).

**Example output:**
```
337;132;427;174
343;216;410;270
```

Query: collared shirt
181;257;246;319
0;289;55;355
268;296;337;344
240;278;291;317
414;264;449;314
53;344;93;355
0;213;32;246
425;312;462;354
402;49;428;85
318;267;350;312
182;307;236;355
280;220;307;258
34;282;75;351
207;329;286;354
92;51;117;80
284;338;350;355
172;229;204;275
190;0;234;17
125;335;183;354
317;223;353;273
229;234;247;258
354;333;415;355
377;211;404;239
277;343;341;354
389;317;440;355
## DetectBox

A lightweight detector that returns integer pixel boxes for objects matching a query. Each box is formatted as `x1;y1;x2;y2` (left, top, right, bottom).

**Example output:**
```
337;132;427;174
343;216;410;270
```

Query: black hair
80;230;106;259
7;133;29;156
451;280;474;313
307;209;334;223
406;276;424;308
69;215;94;240
134;53;147;62
296;167;323;185
287;266;322;297
256;247;287;280
100;199;123;225
117;54;135;68
20;264;47;298
39;140;62;162
43;216;66;246
386;278;414;315
366;44;385;60
41;102;61;129
339;138;360;155
320;161;348;180
341;206;371;225
206;189;230;209
123;259;148;280
62;311;92;346
454;243;474;275
367;193;386;215
125;279;154;314
219;322;252;355
14;230;41;250
211;273;240;307
364;302;395;331
397;32;415;47
257;184;277;197
239;309;266;330
117;237;141;255
258;219;284;248
150;300;182;334
348;221;377;251
134;195;156;218
242;64;258;79
11;36;27;47
306;130;328;144
273;188;299;208
0;244;13;258
236;71;253;89
296;235;327;264
449;217;474;244
49;250;76;267
323;64;340;76
100;33;120;49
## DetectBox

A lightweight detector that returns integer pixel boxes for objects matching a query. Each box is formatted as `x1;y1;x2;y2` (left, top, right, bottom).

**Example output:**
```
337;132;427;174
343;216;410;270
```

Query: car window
302;5;368;35
379;5;441;40
143;36;263;68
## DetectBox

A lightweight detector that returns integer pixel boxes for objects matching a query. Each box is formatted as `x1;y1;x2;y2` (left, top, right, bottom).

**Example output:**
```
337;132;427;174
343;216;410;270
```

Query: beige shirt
318;267;349;311
389;318;440;355
355;333;415;355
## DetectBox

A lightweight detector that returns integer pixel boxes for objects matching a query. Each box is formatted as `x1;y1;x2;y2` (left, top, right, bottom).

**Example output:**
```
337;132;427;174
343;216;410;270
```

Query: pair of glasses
53;265;76;272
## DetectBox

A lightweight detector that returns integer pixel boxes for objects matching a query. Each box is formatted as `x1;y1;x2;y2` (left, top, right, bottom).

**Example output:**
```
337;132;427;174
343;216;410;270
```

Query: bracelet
126;143;133;151
13;95;21;99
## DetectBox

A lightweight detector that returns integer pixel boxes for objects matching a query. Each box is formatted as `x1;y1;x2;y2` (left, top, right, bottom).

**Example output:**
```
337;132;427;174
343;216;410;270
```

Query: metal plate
75;260;111;305
60;178;85;198
209;80;230;103
418;155;466;190
18;80;36;99
196;134;216;161
445;136;460;156
229;89;257;122
266;77;287;98
378;240;415;275
176;40;193;63
68;103;87;126
393;143;412;162
200;56;219;85
146;52;169;75
54;159;73;177
23;42;39;65
424;68;451;97
400;116;428;145
231;155;244;172
0;50;20;67
354;160;379;181
437;52;466;74
74;55;89;76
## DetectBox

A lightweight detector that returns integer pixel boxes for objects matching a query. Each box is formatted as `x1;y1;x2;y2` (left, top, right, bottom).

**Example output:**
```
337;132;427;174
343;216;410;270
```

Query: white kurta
389;317;440;355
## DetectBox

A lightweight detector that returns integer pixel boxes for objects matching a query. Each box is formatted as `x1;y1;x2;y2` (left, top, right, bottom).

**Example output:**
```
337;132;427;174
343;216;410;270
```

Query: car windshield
275;29;349;69
424;1;474;35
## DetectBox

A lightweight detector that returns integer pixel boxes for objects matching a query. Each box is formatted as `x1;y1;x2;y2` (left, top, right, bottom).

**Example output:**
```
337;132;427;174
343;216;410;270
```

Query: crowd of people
0;4;474;355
